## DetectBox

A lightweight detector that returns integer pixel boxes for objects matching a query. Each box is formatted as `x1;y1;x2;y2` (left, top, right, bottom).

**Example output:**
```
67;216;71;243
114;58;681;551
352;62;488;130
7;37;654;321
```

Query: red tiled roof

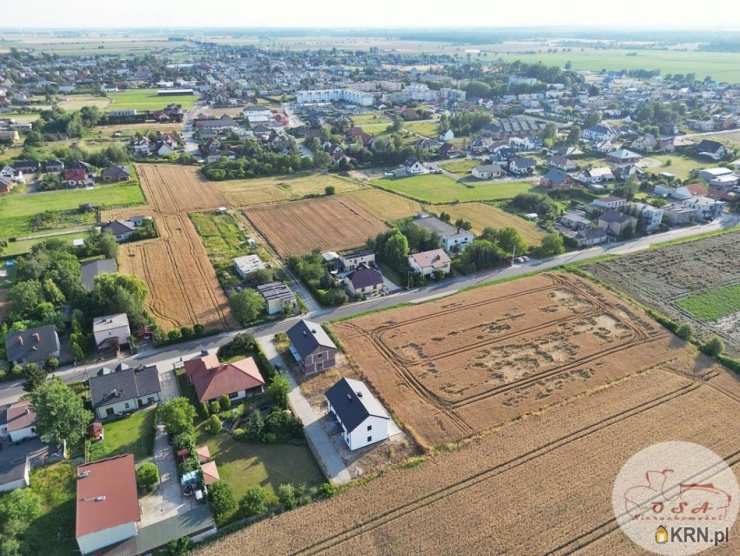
184;355;265;402
6;400;36;433
76;454;140;538
64;168;87;181
201;460;220;485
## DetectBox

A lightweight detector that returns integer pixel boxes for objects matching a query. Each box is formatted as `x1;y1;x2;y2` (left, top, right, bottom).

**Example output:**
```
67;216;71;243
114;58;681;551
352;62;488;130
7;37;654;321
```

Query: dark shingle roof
89;365;161;409
4;325;60;364
287;320;336;358
347;266;383;289
326;378;389;433
80;258;118;290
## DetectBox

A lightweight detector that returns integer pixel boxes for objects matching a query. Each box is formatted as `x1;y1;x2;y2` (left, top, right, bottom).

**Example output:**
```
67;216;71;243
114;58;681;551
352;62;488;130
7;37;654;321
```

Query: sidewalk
257;336;351;486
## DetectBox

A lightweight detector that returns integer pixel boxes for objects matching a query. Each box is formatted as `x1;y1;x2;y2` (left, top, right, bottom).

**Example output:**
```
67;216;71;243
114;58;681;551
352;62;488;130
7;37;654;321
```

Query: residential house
548;155;577;171
130;137;151;156
540;168;575;189
0;176;14;194
63;168;94;188
4;325;60;365
0;439;55;493
598;210;637;236
76;454;140;555
338;250;375;272
606;148;642;164
574;227;608;247
100;165;130;183
560;210;592;231
627;202;664;232
583;124;617;143
256;282;296;315
592;196;627;211
92;313;131;351
408;249;451;277
471;164;505;180
0;400;37;442
233;254;266;279
89;364;161;419
412;215;474;253
80;258;118;291
326;378;391;451
586;167;615;184
694;140;728;161
343;265;384;297
403;157;428;176
630;133;658;153
11;160;39;175
507;157;536;176
287;320;337;375
698;168;734;185
43;159;64;173
183;353;265;403
101;219;137;242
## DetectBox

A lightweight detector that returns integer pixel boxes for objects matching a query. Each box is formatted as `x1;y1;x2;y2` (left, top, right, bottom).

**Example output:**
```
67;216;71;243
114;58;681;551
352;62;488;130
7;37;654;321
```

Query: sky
0;0;738;29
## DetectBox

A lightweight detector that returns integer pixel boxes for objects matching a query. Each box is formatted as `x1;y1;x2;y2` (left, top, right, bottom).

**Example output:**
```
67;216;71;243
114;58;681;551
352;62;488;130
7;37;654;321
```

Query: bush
209;481;237;524
193;323;205;337
199;401;210;418
267;374;290;410
136;462;160;491
239;486;269;517
44;356;60;371
277;483;297;510
325;185;336;195
702;336;725;357
317;482;336;499
245;409;265;441
209;400;221;415
676;324;692;341
219;395;231;412
206;414;222;434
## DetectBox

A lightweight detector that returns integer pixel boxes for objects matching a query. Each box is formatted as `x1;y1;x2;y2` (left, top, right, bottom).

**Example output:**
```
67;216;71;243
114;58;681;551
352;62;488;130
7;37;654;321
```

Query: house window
367;436;372;443
124;402;130;409
367;425;372;431
106;408;114;416
229;391;240;399
316;353;323;359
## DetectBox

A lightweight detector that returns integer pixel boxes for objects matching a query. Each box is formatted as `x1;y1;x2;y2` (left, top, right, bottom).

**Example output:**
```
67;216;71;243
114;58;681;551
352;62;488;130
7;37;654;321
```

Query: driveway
139;424;195;526
156;363;181;402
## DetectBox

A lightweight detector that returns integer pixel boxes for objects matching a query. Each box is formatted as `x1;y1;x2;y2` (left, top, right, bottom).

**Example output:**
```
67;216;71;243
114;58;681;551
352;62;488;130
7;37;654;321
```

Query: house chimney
16;336;23;346
356;391;363;398
32;333;40;344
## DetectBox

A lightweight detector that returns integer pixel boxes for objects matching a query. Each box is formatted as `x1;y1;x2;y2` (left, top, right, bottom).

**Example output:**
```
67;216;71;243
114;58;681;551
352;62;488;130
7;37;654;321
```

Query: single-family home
0;400;37;442
628;202;664;232
287;320;337;375
338;250;375;272
412;215;474;253
591;196;627;211
80;258;118;290
583;124;617;143
4;325;60;366
694;140;728;161
472;164;505;180
698;167;734;185
89;364;161;419
598;210;637;236
0;439;55;493
233;254;266;279
540;168;575;189
408;249;451;277
183;353;265;403
606;148;642;164
548;155;577;171
92;313;131;351
43;159;64;173
403;157;428;176
76;454;140;555
63;168;94;188
343;265;384;297
101;219;137;242
0;176;14;194
11;160;39;175
326;378;391;451
574;227;608;247
560;210;592;231
256;282;296;315
587;167;615;183
507;157;536;176
100;165;130;183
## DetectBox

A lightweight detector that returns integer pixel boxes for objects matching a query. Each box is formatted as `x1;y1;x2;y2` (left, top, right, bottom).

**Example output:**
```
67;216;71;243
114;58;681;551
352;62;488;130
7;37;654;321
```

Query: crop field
244;196;388;257
201;319;740;554
371;174;535;203
216;173;361;206
108;88;198;111
429;202;544;245
57;94;112;111
586;230;740;356
332;273;711;448
342;189;422;222
116;164;233;331
438;159;479;174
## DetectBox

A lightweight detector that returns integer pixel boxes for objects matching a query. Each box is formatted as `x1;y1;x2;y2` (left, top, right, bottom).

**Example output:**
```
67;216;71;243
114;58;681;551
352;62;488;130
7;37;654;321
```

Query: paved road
0;214;737;406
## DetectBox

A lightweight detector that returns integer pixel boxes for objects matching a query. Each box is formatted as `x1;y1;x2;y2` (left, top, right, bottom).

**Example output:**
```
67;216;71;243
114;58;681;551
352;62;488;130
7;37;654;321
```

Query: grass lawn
23;463;77;555
677;283;740;321
428;202;545;245
403;119;439;137
439;159;479;175
88;407;157;462
371;174;535;204
352;112;392;136
2;228;91;257
200;432;324;509
108;88;199;112
0;111;42;123
57;94;112;111
700;131;740;150
190;211;250;266
645;154;708;180
0;181;145;240
216;172;362;206
343;188;422;222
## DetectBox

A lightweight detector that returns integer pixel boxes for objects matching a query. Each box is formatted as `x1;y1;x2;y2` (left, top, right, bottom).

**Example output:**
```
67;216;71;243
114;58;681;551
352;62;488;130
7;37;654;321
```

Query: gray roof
287;320;336;358
543;168;570;183
81;258;118;290
101;220;136;236
600;210;632;224
256;281;294;301
89;365;161;409
326;378;389;433
412;216;457;237
0;438;49;487
347;266;383;289
4;325;60;364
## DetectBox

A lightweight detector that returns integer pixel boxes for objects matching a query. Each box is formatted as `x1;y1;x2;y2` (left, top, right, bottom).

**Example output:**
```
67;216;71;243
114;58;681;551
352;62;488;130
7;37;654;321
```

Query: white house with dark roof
343;265;384;297
256;282;296;315
326;378;390;451
412;215;474;253
93;313;131;350
89;364;161;419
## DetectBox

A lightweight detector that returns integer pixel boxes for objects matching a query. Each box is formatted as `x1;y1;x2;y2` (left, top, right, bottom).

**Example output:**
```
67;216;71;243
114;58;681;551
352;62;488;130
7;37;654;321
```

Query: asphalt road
1;214;737;406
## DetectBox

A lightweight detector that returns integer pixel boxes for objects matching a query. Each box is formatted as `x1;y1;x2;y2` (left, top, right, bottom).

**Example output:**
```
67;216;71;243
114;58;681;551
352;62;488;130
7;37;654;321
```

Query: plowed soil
332;273;713;448
244;196;388;257
115;165;233;331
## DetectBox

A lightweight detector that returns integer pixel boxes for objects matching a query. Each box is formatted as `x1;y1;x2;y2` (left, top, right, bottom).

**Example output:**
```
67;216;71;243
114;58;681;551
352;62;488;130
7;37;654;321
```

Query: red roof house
76;454;140;554
183;354;265;403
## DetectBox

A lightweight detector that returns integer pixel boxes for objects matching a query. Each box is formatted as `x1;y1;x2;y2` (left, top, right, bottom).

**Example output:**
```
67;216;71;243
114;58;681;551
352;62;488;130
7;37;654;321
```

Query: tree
584;112;602;128
268;374;290;410
245;409;265;441
324;185;335;195
0;488;43;537
209;481;237;523
206;414;222;434
136;462;160;491
158;397;196;437
29;378;92;449
239;486;269;517
230;288;266;325
277;483;297;510
8;280;43;320
495;228;528;256
22;363;47;392
702;337;724;357
536;233;565;257
676;324;692;341
92;273;148;328
566;125;581;145
219;395;231;412
381;229;410;270
164;537;192;556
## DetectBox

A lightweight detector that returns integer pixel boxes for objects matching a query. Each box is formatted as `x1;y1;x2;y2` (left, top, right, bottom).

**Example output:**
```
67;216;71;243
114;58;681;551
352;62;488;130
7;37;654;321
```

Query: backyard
108;88;199;111
88;408;157;462
644;154;708;180
352;112;392;136
23;463;77;556
439;159;479;175
370;174;535;203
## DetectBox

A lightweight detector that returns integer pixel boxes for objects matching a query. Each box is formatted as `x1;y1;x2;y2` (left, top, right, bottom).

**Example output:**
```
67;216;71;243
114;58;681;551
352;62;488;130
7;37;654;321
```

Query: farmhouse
0;400;37;442
472;164;505;180
233;254;266;279
256;282;296;315
80;258;118;290
412;214;474;253
4;325;60;366
326;378;391;451
92;313;131;351
183;353;265;403
89;364;161;420
76;454;140;555
408;249;451;277
343;265;384;297
287;320;337;375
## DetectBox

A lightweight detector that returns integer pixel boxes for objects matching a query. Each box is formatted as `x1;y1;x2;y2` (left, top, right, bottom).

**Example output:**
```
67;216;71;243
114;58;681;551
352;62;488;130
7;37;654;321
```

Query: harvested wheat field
216;173;362;206
200;355;740;555
115;164;233;331
245;196;388;257
343;188;422;222
332;273;718;447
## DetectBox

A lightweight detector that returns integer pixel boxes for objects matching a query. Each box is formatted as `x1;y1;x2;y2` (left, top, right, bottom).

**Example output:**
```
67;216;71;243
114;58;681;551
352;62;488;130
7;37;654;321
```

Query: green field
677;283;740;321
0;182;145;239
489;48;740;83
645;154;708;180
88;408;157;462
108;88;199;111
2;229;90;257
371;174;535;203
352;112;392;136
403;119;439;137
24;463;77;556
190;211;250;266
439;159;479;174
